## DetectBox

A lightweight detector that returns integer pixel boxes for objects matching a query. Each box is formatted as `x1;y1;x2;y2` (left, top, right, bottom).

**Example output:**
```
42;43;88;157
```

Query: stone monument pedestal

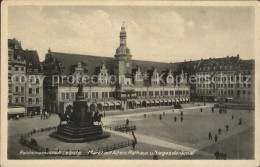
50;98;110;143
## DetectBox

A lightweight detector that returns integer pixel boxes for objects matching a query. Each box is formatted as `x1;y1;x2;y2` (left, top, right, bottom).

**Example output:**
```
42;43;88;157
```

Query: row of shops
84;97;190;112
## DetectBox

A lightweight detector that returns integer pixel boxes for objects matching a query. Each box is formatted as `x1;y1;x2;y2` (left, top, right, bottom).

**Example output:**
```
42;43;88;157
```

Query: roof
8;38;22;50
47;52;179;76
23;50;42;73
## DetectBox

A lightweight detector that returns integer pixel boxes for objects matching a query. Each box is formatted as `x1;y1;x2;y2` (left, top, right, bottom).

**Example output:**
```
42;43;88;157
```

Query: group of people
41;111;51;120
208;107;244;142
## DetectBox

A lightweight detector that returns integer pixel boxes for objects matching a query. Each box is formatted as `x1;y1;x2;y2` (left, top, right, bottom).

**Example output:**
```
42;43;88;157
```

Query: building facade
193;55;255;106
8;39;44;117
42;24;190;114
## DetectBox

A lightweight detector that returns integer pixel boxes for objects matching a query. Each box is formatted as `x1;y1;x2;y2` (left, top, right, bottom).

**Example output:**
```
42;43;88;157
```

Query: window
36;88;39;94
62;93;65;100
92;92;95;98
21;97;24;103
36;98;39;104
29;98;32;104
21;67;24;71
105;92;108;98
96;92;98;98
243;90;246;95
36;79;39;84
71;92;75;99
66;93;70;99
34;69;38;73
8;66;11;71
149;91;153;97
15;67;19;71
21;86;24;93
84;92;88;98
15;86;19;92
29;88;32;94
16;97;19;103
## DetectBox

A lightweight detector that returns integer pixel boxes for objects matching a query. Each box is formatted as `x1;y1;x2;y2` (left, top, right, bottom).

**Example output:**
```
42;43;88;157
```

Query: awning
150;100;155;103
179;99;183;102
115;101;121;105
105;102;114;106
159;99;164;103
8;107;26;114
175;99;179;102
163;99;168;102
135;100;142;104
145;100;151;104
186;98;189;101
156;100;160;103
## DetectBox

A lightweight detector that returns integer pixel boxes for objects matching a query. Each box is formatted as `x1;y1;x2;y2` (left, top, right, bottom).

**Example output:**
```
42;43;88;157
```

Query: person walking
144;114;146;118
126;119;129;126
16;115;19;120
239;118;242;125
232;114;234;120
208;132;212;140
132;140;136;150
214;134;218;142
159;114;162;120
212;107;214;113
181;116;183;122
174;116;177;122
218;128;222;135
225;124;229;131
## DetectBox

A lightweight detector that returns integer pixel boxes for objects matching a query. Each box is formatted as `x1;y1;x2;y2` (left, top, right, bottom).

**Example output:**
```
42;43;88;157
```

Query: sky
8;6;255;62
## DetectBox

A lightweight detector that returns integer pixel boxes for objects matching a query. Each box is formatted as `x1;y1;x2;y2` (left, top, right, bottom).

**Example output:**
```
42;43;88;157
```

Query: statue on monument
77;78;84;99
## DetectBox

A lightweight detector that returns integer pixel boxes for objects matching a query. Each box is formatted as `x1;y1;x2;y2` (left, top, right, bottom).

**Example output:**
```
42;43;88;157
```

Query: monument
50;80;110;143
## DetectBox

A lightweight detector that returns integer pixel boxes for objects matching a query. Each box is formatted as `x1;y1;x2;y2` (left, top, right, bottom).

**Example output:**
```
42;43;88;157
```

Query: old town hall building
42;24;190;114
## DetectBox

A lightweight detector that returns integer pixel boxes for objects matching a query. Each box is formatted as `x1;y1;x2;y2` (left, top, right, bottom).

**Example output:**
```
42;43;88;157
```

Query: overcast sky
8;6;254;62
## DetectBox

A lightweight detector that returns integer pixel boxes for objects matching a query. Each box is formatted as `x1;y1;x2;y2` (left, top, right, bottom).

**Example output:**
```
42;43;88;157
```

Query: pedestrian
153;153;158;160
214;134;218;142
200;108;203;112
239;118;242;125
180;111;183;116
126;119;129;126
132;140;136;150
181;116;183;122
159;114;162;120
104;111;106;117
174;116;177;122
144;114;146;118
232;114;234;120
208;132;212;140
212;107;214;113
218;128;222;135
16;115;19;120
172;109;174;112
225;124;229;131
